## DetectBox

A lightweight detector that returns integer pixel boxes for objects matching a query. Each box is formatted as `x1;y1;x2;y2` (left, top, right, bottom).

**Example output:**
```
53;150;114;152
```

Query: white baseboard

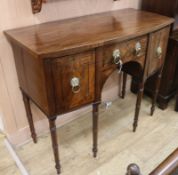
4;139;29;175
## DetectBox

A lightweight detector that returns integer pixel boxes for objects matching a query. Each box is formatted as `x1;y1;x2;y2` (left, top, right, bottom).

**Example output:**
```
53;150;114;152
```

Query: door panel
52;51;95;113
147;27;170;76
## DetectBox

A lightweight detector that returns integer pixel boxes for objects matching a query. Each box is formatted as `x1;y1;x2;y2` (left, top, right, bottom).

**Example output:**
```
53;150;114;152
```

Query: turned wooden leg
49;117;61;174
133;82;144;132
92;103;99;158
22;92;37;143
121;72;127;99
118;72;122;97
150;72;162;116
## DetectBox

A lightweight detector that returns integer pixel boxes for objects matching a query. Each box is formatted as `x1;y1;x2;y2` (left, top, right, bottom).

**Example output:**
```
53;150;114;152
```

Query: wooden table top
4;8;174;58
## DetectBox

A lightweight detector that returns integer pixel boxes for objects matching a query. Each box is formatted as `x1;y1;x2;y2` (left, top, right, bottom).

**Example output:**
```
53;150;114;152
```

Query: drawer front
147;27;170;76
103;36;148;68
52;51;95;112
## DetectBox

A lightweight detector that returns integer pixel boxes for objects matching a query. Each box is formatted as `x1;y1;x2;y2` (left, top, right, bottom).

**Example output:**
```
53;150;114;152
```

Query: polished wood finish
5;9;173;58
123;26;170;129
133;82;144;132
121;72;127;99
146;27;170;76
131;37;178;110
49;117;61;174
52;51;95;113
103;35;147;68
92;103;99;158
149;27;170;115
127;148;178;175
4;9;173;174
11;43;52;116
22;92;37;143
150;72;162;116
133;0;178;111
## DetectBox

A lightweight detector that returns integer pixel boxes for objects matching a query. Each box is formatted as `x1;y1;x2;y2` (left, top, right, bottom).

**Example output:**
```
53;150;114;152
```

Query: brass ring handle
135;42;142;56
113;49;121;65
70;77;80;93
156;46;162;59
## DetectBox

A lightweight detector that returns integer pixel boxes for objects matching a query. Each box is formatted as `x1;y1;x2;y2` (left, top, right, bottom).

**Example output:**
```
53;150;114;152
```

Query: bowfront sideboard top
4;9;174;174
5;9;173;57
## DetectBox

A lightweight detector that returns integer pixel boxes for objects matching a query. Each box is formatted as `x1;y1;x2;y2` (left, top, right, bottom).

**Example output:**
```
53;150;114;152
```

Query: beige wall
0;0;140;146
0;107;4;131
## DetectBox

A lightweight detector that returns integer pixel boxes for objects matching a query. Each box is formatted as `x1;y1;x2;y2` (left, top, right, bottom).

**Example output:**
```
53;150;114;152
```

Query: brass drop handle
156;46;162;59
113;49;121;65
135;42;142;56
70;77;80;93
113;49;123;73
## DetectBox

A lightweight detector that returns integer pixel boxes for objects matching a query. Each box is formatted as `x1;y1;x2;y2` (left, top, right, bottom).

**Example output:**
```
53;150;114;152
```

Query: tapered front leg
49;117;61;174
92;103;99;158
22;92;37;143
118;72;122;97
133;82;144;132
121;72;127;99
150;71;162;116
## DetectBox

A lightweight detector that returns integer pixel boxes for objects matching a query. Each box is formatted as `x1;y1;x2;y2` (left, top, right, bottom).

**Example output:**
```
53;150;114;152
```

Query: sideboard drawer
147;27;170;76
52;51;95;112
103;36;148;67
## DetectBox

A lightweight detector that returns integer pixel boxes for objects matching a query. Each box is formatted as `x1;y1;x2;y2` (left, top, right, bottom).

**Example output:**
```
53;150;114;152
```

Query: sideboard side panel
11;44;28;93
12;43;50;115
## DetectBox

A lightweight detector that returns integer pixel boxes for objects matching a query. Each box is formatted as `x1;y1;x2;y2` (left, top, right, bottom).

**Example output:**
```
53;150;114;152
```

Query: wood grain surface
5;9;174;58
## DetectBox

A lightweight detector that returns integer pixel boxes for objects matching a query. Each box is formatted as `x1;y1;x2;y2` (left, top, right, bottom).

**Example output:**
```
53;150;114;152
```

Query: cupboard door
52;51;95;113
147;27;170;76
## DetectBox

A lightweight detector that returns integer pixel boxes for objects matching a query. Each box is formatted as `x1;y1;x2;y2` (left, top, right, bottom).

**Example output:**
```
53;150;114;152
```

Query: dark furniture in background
176;96;178;111
131;0;178;110
176;88;178;111
127;148;178;175
173;31;178;112
5;9;173;174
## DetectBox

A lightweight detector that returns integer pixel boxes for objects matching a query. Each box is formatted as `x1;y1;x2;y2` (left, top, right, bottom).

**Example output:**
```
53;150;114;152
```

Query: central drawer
103;35;148;68
52;51;95;113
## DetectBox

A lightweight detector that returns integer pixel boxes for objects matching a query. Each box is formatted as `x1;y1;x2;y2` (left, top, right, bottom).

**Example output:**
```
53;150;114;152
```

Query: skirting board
4;139;29;175
7;105;92;147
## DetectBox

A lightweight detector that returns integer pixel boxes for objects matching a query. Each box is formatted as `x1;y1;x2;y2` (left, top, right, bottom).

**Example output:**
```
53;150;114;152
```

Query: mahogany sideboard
4;9;174;174
131;0;178;111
